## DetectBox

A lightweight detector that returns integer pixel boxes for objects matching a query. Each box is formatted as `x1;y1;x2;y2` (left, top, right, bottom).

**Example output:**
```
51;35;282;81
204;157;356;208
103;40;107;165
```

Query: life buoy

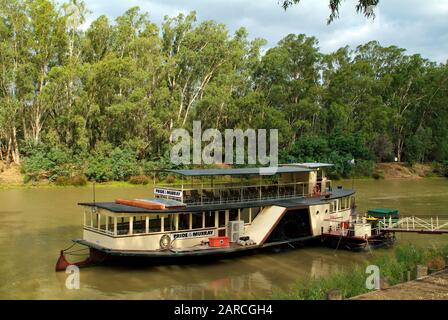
159;234;171;250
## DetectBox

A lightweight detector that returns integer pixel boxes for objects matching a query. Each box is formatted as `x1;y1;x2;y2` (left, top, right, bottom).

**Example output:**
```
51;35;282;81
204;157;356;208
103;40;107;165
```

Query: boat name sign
173;229;215;240
154;188;183;199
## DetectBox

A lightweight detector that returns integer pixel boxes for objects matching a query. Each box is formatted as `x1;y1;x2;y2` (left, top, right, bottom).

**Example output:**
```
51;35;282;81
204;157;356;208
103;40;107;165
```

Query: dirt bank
0;162;23;185
374;162;437;179
352;269;448;300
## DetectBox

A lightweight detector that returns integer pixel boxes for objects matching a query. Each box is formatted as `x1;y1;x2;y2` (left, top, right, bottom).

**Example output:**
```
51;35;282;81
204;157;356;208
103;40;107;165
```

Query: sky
82;0;448;63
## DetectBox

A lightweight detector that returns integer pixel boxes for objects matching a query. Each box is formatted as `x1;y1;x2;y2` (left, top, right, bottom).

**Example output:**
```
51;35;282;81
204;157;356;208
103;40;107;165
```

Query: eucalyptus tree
163;12;238;127
256;34;322;145
26;0;67;144
40;0;90;152
281;0;379;23
0;0;31;163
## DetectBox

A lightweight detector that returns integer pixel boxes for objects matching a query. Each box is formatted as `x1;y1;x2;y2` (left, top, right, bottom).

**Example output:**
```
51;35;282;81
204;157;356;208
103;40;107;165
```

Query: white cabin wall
309;204;330;236
83;229;216;251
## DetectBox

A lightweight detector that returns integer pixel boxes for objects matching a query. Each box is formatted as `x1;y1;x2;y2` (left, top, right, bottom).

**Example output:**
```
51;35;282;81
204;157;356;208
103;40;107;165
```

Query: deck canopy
165;167;311;177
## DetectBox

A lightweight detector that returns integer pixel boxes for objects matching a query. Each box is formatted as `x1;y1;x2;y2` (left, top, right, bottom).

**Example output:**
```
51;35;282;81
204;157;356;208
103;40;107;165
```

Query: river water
0;178;447;299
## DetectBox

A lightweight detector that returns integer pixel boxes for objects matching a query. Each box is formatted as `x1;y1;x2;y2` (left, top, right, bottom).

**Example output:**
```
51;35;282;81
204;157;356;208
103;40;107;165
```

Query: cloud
82;0;448;63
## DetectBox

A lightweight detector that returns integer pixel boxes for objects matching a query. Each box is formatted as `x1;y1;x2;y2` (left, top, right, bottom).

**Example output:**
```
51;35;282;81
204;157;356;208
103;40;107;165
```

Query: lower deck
74;234;320;259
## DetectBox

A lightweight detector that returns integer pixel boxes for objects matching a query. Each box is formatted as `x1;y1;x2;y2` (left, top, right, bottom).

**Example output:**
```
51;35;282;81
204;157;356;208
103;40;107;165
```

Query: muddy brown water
0;178;447;299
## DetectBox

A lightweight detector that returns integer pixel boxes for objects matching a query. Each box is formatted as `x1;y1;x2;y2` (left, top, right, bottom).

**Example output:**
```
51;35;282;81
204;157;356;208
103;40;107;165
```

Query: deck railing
154;181;334;206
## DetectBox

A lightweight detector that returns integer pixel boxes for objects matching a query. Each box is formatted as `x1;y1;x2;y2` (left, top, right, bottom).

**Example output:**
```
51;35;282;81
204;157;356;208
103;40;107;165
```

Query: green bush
443;161;448;177
110;147;140;181
129;175;150;185
21;144;80;182
86;156;113;182
70;175;88;186
372;171;384;180
164;175;176;184
395;243;425;273
353;160;375;177
54;175;88;186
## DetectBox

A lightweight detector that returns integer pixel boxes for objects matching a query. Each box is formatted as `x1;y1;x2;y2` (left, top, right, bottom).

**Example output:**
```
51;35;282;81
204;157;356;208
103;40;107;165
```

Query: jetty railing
378;216;448;234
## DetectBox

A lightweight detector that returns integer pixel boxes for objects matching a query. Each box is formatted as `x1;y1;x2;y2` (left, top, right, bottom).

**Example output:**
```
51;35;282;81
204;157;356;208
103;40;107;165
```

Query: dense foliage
1;1;447;182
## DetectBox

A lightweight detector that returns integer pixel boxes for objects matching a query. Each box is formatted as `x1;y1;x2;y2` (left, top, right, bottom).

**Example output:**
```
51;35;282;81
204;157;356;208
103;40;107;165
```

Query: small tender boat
56;163;393;270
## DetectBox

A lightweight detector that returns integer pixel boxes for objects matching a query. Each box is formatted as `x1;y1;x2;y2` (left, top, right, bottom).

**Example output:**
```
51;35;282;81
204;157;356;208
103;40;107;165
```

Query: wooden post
416;265;428;279
380;276;390;290
327;289;342;300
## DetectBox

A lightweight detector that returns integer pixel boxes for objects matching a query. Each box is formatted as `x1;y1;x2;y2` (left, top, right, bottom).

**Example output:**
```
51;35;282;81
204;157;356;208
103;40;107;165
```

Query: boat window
148;215;161;233
204;211;215;228
192;213;203;229
133;216;146;234
164;214;175;232
101;216;113;232
341;197;349;210
251;207;261;221
229;209;239;222
99;216;107;231
218;210;226;228
178;213;190;230
117;217;130;235
240;208;250;224
93;213;99;229
330;201;337;213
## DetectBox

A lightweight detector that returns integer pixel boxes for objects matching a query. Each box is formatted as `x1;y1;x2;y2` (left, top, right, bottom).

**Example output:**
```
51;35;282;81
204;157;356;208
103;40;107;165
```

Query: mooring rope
61;242;77;252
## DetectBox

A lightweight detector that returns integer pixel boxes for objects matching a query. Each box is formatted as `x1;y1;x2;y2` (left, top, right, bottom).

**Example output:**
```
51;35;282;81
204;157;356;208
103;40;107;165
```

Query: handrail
155;181;318;191
378;216;448;233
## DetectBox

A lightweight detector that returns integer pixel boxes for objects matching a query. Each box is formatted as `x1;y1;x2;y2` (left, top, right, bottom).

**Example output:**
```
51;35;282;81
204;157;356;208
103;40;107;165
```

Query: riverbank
0;161;446;189
374;162;444;179
272;243;448;300
351;268;448;300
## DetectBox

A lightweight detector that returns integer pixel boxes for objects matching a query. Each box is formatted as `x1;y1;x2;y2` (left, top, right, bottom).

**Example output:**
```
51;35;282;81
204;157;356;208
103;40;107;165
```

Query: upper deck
154;164;333;206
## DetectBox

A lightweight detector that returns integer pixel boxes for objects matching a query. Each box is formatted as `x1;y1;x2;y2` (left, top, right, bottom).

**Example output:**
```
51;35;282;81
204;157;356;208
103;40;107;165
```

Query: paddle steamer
56;163;394;270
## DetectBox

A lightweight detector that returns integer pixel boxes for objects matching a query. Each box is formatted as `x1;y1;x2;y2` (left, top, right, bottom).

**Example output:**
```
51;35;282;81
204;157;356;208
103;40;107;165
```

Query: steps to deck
244;206;286;245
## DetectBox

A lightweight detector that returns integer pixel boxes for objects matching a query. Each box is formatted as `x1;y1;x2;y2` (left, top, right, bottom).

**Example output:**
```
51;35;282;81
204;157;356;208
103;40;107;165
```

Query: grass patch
273;243;447;300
